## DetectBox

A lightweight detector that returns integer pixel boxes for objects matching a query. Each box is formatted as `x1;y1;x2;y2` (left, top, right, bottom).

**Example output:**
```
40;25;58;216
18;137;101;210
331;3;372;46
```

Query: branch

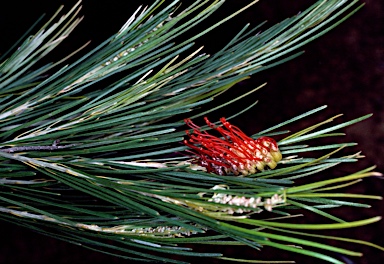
0;140;76;153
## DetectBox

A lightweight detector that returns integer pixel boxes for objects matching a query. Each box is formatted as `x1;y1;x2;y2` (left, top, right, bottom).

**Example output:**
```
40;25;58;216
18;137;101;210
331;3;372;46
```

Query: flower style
184;117;282;176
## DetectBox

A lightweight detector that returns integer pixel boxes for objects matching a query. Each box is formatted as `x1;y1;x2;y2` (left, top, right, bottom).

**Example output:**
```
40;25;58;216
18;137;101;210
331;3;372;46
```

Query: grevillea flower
184;117;282;176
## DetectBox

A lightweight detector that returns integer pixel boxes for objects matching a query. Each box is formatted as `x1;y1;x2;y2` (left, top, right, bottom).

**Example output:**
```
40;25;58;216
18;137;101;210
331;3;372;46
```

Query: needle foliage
0;1;382;263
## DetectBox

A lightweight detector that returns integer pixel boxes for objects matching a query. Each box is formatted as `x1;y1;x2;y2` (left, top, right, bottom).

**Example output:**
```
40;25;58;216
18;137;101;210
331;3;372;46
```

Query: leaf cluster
0;1;382;263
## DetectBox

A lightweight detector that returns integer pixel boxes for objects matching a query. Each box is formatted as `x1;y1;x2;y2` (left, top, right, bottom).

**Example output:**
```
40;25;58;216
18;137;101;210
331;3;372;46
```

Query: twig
0;140;76;153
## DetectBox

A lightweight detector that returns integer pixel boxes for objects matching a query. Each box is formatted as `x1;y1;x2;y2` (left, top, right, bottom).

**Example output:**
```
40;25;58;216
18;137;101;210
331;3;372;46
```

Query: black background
0;0;383;263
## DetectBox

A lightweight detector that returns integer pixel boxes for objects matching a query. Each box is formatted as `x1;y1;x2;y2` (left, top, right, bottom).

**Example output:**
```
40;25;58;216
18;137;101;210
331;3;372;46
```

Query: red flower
184;117;282;176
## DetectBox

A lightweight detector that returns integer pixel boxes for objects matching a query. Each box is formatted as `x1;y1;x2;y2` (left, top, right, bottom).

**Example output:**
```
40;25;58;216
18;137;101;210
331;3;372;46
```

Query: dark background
0;0;383;263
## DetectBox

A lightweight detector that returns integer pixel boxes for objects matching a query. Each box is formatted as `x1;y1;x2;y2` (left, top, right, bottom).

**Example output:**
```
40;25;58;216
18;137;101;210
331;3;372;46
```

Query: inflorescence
184;117;282;176
201;184;285;214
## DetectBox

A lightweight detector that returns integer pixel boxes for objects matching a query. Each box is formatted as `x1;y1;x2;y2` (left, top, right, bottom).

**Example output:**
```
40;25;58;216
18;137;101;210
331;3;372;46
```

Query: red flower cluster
184;117;282;176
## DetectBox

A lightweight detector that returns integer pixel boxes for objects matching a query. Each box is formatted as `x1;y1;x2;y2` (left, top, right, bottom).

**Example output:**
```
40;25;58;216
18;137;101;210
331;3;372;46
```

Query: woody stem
0;140;76;153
